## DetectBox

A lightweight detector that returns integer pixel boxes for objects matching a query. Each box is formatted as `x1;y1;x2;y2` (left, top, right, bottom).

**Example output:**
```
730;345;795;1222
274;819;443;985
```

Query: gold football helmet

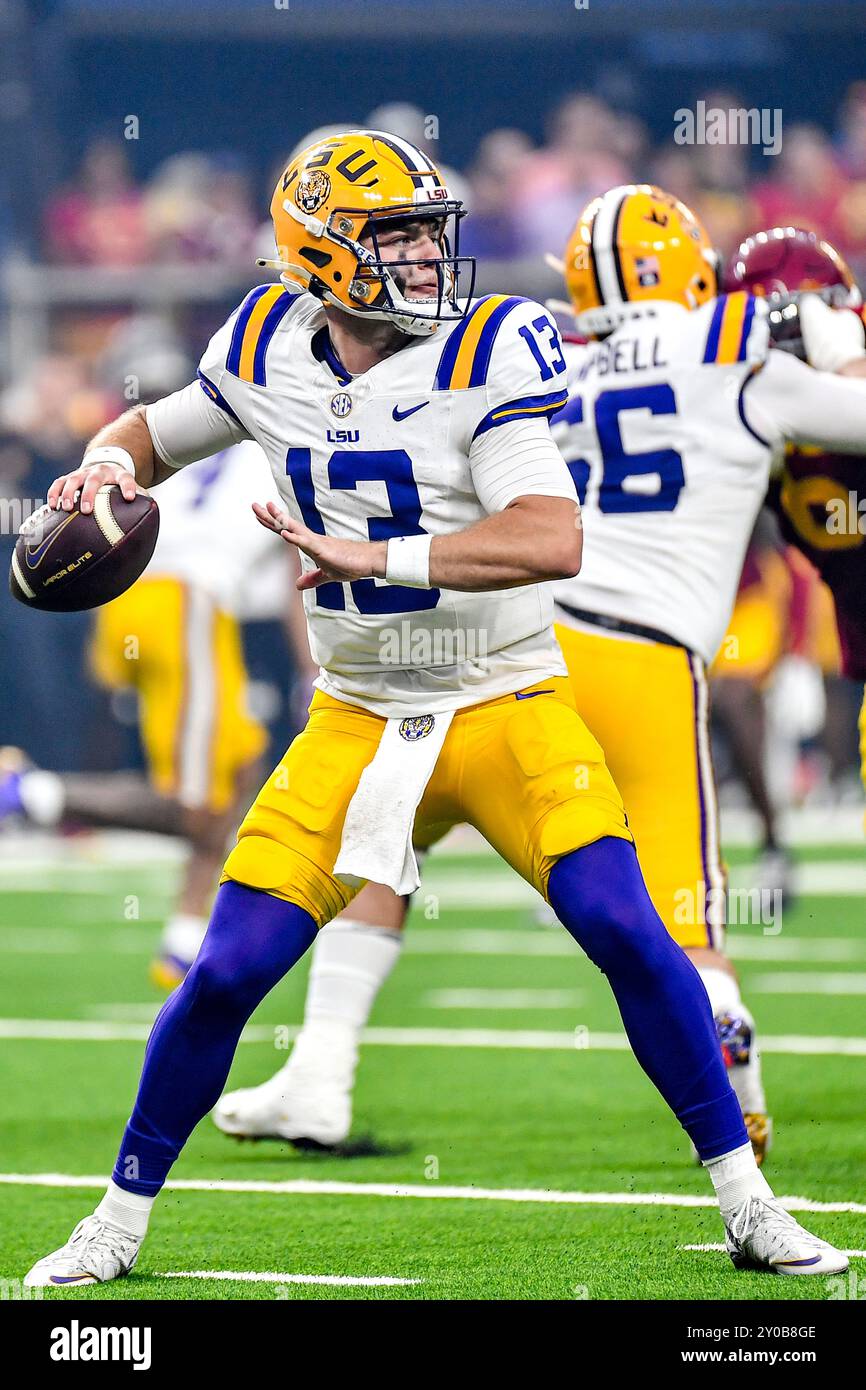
262;129;474;336
563;184;719;336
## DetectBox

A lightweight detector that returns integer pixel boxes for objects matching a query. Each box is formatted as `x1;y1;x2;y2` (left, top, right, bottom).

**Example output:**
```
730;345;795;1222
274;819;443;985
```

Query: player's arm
253;416;581;593
743;348;866;455
49;311;252;514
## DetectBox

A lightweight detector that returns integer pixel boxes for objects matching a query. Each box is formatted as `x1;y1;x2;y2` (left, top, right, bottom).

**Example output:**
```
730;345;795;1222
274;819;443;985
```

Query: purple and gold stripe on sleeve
472;389;569;440
703;291;756;366
197;371;244;426
226;285;298;386
435;294;529;391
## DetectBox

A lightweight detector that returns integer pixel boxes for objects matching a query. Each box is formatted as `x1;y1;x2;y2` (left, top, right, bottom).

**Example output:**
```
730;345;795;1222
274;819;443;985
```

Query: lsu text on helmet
263;129;475;337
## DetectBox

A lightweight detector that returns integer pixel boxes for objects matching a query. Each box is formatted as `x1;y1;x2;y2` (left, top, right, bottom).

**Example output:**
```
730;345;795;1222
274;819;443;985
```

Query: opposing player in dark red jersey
726;227;866;813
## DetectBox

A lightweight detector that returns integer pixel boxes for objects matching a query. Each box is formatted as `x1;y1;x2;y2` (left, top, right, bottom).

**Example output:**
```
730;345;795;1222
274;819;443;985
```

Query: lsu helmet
563;184;719;336
262;129;474;337
725;226;862;358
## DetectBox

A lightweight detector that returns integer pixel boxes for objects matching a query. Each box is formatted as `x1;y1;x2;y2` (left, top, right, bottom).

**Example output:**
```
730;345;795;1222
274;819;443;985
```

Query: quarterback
25;137;845;1284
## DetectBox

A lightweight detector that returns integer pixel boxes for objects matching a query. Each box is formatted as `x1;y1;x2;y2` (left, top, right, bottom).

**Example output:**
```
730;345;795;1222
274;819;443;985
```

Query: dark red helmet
725;227;861;357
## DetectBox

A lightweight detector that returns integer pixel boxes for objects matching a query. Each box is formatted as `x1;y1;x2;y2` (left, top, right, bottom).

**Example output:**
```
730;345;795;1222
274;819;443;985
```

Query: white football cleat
213;1023;357;1147
24;1214;142;1287
725;1196;848;1276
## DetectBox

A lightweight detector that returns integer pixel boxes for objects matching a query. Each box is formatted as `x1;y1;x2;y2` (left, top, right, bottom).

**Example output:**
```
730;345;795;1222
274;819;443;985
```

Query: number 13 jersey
148;287;576;716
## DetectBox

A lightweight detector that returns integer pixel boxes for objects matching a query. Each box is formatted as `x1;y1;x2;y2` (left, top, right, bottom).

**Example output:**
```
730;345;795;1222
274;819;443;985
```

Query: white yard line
157;1270;420;1287
2;1017;866;1057
1;1172;863;1215
423;989;584;1009
681;1244;866;1258
405;930;866;961
750;973;866;995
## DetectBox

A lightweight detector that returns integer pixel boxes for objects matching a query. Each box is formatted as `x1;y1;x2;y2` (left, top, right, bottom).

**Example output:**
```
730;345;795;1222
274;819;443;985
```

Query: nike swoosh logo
392;402;429;422
515;689;555;701
24;510;78;569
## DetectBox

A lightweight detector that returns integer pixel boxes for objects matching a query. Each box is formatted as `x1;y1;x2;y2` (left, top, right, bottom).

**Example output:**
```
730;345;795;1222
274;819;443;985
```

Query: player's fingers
58;471;86;511
118;473;139;503
252;501;280;531
295;566;326;590
79;467;110;514
47;474;72;509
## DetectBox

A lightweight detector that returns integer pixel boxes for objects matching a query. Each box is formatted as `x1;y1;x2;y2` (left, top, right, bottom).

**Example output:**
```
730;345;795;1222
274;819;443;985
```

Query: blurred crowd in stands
7;83;866;453
29;83;866;273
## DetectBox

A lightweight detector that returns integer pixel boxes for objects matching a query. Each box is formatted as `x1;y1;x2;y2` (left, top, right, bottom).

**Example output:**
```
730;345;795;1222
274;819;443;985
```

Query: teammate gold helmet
563;184;719;336
262;129;474;337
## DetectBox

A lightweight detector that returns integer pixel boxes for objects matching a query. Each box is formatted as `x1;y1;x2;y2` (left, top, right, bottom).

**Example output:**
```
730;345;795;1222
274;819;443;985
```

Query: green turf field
0;835;863;1301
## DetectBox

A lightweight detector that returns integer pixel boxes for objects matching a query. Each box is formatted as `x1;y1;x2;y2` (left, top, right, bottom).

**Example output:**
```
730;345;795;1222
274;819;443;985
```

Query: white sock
95;1179;154;1238
18;770;65;827
699;965;742;1016
699;965;766;1113
303;917;403;1032
704;1142;774;1222
161;913;208;966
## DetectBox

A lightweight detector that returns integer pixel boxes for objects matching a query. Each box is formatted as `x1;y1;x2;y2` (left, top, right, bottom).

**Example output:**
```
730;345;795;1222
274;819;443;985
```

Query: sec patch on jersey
9;485;159;612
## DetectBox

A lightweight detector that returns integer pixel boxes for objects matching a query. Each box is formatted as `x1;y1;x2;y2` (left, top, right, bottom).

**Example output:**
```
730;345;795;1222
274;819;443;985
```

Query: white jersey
147;287;576;716
551;292;866;664
145;440;286;619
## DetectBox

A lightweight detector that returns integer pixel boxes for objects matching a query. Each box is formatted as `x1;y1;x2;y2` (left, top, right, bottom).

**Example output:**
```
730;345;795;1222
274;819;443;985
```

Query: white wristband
81;445;136;477
385;534;433;588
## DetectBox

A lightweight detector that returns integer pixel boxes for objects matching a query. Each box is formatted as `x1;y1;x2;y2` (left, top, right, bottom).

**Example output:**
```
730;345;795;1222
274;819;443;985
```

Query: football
9;485;159;612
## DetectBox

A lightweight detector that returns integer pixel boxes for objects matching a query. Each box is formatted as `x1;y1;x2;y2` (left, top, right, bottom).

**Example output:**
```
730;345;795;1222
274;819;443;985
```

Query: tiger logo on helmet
261;129;475;337
562;184;720;337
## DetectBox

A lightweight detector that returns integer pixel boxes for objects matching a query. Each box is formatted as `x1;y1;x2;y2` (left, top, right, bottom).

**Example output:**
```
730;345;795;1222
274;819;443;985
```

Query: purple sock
113;882;317;1195
547;839;747;1161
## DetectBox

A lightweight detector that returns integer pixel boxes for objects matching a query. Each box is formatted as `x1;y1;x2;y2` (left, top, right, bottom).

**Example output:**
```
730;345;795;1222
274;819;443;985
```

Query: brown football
10;485;159;612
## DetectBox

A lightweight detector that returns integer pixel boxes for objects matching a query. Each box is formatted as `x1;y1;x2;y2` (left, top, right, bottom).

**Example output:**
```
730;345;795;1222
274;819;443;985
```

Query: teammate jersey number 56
555;383;686;513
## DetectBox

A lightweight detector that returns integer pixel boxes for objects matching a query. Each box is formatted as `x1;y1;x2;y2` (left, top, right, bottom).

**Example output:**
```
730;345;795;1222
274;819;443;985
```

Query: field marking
2;926;864;965
2;1017;866;1057
1;1172;864;1215
681;1244;866;1259
424;988;584;1009
158;1270;420;1287
751;973;866;996
3;856;866;902
406;930;866;962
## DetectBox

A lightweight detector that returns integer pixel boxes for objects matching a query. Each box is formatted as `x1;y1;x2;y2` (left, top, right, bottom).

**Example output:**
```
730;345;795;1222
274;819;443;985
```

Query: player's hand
253;500;386;585
48;463;143;515
798;293;866;374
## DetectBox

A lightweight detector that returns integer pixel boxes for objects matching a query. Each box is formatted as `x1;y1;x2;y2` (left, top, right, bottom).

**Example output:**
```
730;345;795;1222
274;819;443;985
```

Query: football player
725;225;866;813
0;441;280;987
25;140;847;1285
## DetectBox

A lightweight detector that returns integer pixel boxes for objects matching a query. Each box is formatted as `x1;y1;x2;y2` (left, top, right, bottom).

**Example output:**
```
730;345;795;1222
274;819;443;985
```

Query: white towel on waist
334;710;454;895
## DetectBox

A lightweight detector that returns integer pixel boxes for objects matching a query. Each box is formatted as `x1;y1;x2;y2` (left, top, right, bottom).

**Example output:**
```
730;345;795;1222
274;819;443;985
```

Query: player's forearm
404;497;582;593
86;407;174;488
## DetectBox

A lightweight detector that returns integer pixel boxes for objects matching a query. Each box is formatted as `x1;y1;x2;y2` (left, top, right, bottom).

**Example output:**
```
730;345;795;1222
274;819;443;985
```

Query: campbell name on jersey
551;292;772;663
192;286;573;715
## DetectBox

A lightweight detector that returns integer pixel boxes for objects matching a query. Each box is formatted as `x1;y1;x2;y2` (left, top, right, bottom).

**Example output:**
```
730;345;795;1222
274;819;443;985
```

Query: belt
554;600;692;654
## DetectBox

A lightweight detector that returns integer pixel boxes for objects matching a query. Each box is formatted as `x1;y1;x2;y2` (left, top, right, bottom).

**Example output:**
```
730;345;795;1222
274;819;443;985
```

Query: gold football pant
557;622;726;949
90;576;267;813
223;676;632;927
